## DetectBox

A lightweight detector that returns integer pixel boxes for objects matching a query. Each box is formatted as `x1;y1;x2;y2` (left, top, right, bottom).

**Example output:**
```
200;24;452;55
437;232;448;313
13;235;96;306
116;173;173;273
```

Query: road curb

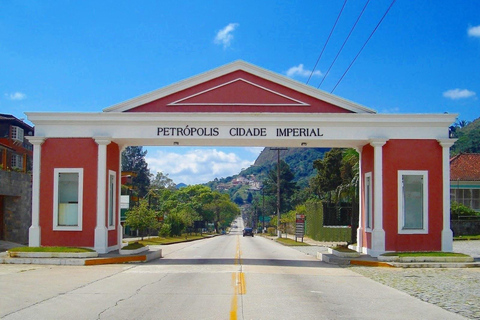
1;249;162;266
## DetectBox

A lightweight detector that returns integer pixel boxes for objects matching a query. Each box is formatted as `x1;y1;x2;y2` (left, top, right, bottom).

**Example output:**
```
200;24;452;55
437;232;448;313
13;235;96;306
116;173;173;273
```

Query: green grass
454;234;480;241
130;234;208;246
8;246;95;253
381;251;469;257
276;237;310;246
121;242;145;250
332;246;356;253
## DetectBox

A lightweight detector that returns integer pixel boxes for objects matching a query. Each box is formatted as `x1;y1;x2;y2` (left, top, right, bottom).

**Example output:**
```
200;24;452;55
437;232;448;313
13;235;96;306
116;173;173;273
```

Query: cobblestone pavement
349;267;480;320
291;240;480;320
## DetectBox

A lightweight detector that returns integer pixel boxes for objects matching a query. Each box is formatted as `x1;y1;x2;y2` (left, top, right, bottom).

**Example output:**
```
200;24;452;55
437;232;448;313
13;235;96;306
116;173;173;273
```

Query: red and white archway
26;61;456;256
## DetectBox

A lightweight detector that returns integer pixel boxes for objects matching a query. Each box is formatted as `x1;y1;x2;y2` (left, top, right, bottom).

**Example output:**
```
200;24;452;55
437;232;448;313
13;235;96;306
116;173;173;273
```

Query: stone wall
0;170;32;244
451;220;480;237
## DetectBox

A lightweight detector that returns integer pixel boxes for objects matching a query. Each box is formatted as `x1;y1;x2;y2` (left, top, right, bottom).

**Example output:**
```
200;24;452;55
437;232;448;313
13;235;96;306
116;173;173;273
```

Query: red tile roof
450;153;480;181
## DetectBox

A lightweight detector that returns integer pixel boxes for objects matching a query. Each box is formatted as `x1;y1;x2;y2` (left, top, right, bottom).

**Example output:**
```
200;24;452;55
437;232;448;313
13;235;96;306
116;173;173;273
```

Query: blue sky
1;1;479;185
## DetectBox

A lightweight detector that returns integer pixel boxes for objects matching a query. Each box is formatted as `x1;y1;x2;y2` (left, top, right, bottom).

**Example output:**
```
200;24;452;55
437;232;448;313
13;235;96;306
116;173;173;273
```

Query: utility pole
270;147;287;238
262;187;265;233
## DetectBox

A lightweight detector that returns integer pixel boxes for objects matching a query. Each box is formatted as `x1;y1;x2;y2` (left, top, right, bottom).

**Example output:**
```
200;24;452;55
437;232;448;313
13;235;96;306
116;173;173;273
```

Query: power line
306;0;348;85
317;0;371;89
330;0;397;93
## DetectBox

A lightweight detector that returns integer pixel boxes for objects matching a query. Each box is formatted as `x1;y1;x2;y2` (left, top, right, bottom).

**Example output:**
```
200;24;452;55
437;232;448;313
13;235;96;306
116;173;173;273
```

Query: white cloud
442;88;476;100
214;23;239;48
380;107;400;113
6;92;26;100
286;64;322;78
244;147;264;156
467;25;480;37
146;148;254;185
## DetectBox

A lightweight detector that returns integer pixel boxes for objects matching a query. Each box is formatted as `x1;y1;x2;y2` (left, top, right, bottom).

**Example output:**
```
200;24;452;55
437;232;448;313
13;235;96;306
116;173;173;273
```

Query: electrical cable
306;0;348;85
317;0;370;89
330;0;397;93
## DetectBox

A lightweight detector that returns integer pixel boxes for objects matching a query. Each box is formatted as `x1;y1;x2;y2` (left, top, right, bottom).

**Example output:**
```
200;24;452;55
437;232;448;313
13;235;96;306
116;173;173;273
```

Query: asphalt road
0;217;468;320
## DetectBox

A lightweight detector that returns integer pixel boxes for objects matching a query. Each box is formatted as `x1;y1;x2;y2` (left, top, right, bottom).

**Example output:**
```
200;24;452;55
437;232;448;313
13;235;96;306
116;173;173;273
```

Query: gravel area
454;240;480;260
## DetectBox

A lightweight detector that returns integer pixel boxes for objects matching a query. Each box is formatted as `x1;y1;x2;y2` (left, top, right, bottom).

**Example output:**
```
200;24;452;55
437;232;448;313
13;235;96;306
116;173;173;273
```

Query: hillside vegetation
205;147;329;202
451;117;480;154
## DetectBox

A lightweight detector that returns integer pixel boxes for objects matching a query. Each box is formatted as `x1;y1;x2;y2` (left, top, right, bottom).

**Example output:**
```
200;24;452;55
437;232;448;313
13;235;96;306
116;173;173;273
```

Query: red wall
361;140;443;252
40;138;98;247
382;139;443;251
107;142;120;246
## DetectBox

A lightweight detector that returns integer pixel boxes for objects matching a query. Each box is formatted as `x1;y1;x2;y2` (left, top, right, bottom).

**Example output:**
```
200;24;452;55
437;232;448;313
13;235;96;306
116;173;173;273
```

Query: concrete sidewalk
266;232;480;268
0;240;163;266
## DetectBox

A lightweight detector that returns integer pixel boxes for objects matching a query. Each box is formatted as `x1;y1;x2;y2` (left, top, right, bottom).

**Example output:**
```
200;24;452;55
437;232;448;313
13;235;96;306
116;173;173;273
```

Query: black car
243;227;254;237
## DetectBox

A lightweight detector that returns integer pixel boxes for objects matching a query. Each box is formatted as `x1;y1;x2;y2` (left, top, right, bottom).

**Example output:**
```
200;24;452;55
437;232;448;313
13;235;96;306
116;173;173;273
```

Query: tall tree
451;117;480;154
151;172;176;190
125;198;158;240
122;146;151;197
262;160;298;214
310;149;343;200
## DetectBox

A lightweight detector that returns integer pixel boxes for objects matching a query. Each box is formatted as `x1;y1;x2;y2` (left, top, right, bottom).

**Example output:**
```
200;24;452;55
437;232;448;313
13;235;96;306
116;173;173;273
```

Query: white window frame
365;172;373;231
108;170;116;230
11;154;23;169
53;168;83;231
398;170;428;234
11;126;24;142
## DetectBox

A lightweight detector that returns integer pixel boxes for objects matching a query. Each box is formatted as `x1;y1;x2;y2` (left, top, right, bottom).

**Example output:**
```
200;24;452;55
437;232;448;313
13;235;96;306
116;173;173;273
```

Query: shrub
159;223;171;237
451;201;479;219
267;227;276;236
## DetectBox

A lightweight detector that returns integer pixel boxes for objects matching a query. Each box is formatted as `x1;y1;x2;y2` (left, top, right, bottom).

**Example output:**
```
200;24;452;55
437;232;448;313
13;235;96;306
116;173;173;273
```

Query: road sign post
295;214;306;242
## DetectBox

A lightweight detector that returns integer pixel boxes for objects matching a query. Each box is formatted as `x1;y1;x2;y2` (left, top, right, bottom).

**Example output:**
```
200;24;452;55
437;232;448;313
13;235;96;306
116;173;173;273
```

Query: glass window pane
473;189;480;199
58;172;79;226
403;175;423;229
109;174;114;226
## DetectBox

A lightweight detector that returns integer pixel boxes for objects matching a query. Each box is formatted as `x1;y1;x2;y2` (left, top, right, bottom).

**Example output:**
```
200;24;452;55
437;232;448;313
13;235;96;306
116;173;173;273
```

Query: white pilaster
27;137;45;247
355;146;363;253
94;138;111;253
438;139;456;252
117;145;126;250
370;139;388;257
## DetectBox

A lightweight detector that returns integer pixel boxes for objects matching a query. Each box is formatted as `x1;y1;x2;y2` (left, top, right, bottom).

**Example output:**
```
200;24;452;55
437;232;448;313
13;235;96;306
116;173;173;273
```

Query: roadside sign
295;213;306;242
259;216;271;223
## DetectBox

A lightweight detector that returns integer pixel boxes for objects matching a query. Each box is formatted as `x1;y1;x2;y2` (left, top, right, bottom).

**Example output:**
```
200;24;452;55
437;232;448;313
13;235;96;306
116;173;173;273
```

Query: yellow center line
230;235;246;320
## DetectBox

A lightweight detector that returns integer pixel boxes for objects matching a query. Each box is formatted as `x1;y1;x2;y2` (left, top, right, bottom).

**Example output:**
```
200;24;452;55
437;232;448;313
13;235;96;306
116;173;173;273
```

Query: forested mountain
451;117;480;154
205;147;329;202
249;147;330;186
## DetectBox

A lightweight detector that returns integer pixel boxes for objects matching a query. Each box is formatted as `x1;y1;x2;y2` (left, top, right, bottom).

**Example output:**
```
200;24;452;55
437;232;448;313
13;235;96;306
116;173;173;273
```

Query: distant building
450;153;480;212
0;113;34;172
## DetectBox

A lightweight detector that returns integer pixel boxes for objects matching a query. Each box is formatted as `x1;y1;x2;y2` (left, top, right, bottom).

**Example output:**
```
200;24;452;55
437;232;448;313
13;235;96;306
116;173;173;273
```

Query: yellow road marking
230;235;246;319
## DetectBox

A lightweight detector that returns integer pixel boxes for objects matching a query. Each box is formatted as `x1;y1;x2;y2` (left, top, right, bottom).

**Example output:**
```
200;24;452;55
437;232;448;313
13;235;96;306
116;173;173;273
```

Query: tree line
122;146;239;238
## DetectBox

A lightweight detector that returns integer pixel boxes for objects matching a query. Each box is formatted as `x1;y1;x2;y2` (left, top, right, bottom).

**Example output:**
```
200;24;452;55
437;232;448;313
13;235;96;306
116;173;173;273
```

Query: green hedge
305;200;351;242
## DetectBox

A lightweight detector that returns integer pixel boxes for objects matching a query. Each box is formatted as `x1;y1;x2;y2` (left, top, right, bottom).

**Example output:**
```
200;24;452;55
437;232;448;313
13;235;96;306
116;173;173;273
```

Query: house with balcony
0;113;34;172
0;114;34;243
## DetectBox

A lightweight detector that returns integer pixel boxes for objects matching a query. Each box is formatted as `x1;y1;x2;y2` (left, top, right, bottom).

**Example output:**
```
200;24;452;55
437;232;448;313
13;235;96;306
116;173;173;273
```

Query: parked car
243;227;254;237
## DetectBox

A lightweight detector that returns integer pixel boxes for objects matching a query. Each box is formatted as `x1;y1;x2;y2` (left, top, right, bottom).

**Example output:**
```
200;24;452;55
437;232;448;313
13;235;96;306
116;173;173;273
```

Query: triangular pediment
103;60;375;114
168;78;308;107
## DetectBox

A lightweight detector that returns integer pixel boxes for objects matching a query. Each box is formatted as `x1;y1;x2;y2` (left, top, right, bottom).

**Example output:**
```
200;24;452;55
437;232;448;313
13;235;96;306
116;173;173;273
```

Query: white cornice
25;111;456;149
26;112;457;127
102;60;375;114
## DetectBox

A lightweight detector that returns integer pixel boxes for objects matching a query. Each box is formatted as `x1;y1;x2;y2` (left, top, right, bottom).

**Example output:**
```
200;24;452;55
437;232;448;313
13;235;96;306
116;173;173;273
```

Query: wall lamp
301;142;307;147
173;142;179;146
